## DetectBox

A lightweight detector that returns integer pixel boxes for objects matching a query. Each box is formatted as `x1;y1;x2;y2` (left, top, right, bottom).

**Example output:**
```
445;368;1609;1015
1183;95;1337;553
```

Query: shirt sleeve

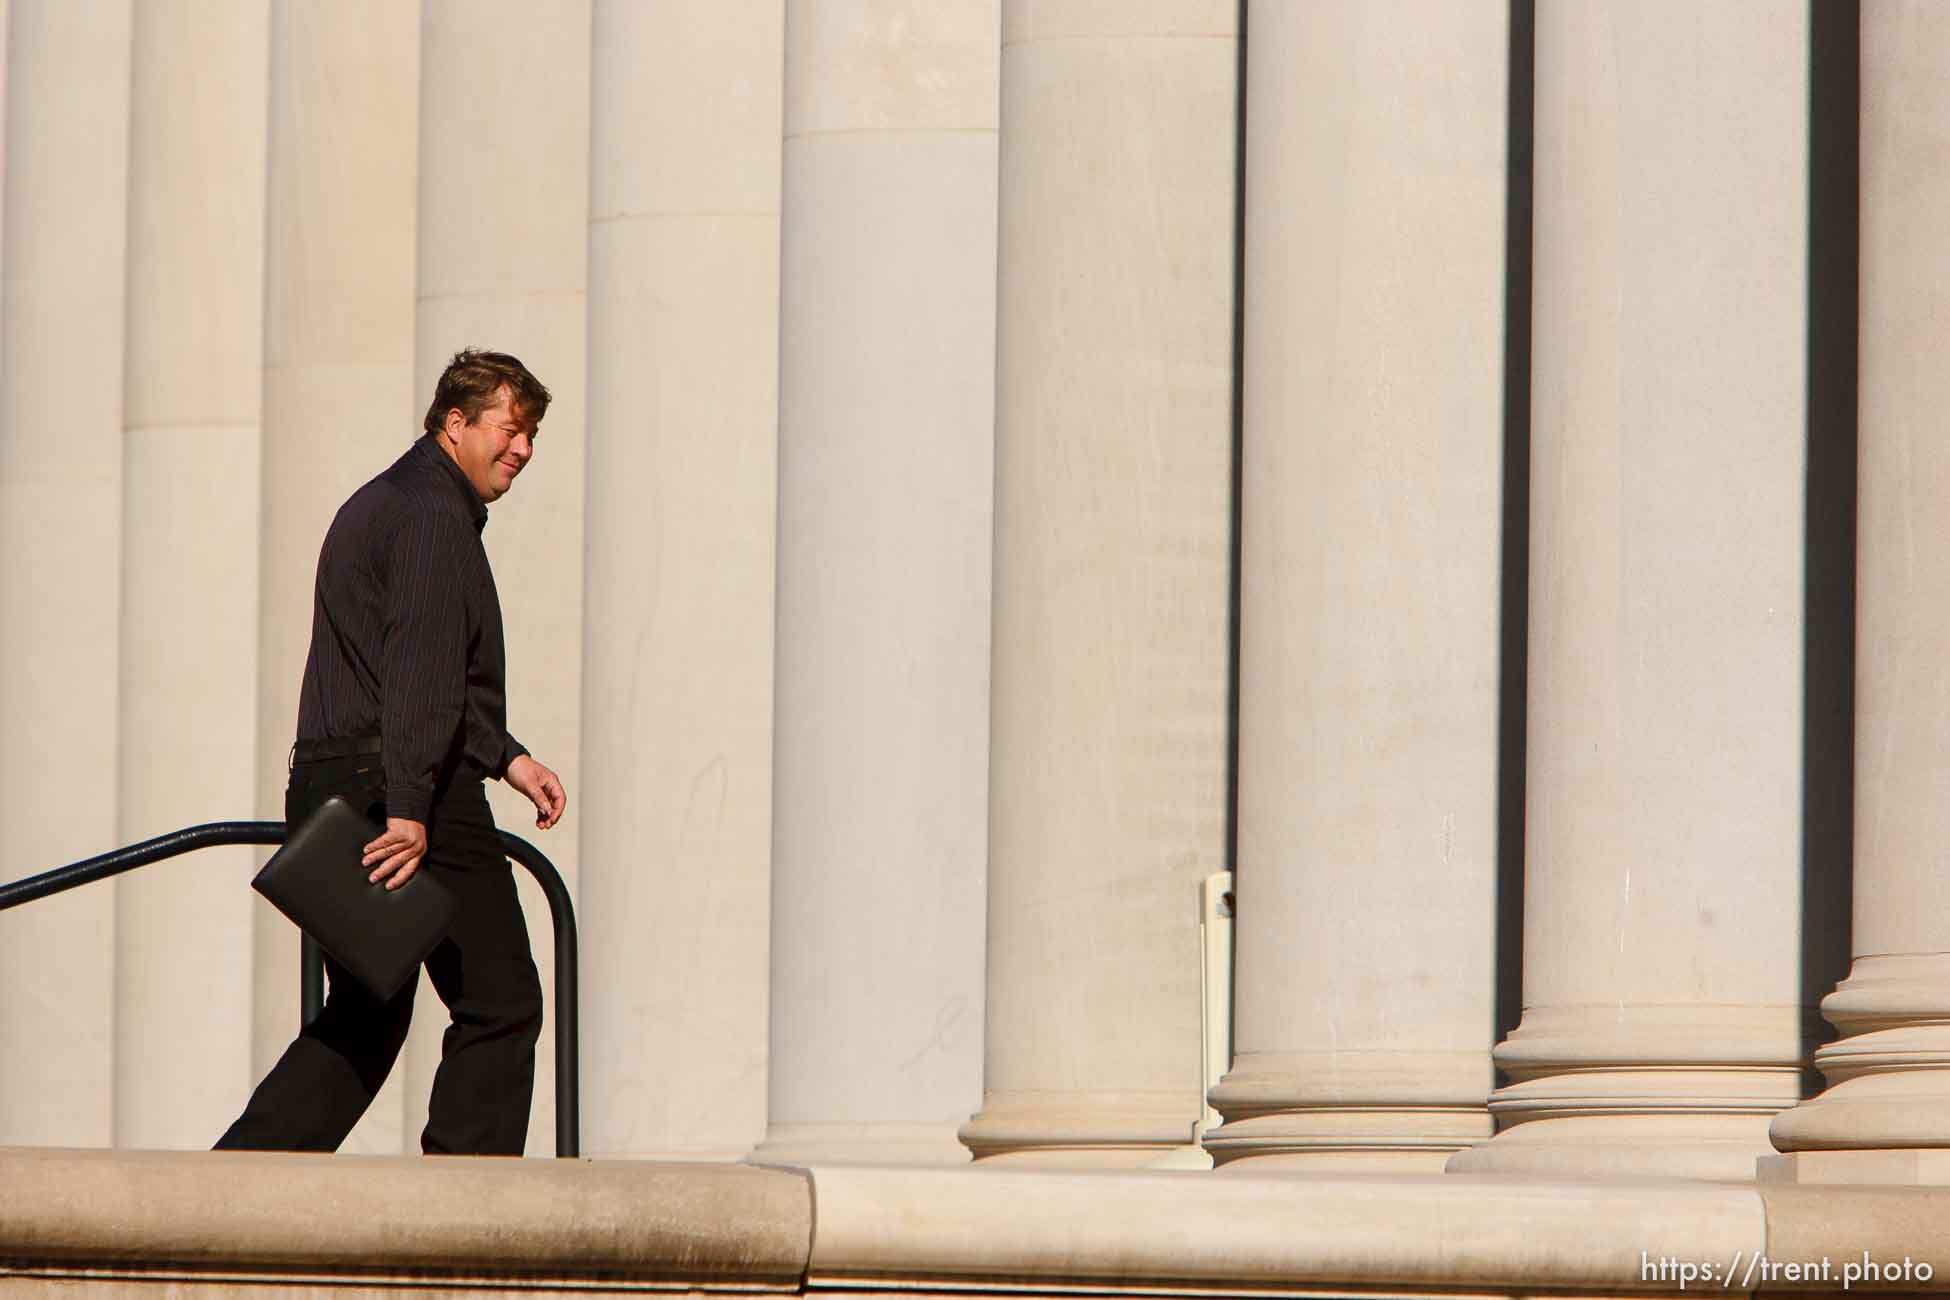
498;731;529;777
379;510;470;822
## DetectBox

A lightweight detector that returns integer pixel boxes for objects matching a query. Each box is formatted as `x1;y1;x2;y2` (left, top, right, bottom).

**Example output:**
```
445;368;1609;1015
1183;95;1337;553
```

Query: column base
1446;1113;1782;1181
748;1122;972;1167
1204;1111;1487;1172
1452;1004;1815;1181
1769;956;1950;1155
1768;1034;1950;1151
959;1091;1199;1167
1203;1050;1492;1171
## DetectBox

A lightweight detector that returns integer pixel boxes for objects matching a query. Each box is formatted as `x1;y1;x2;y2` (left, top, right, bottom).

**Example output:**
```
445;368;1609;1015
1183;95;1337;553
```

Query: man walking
217;349;567;1155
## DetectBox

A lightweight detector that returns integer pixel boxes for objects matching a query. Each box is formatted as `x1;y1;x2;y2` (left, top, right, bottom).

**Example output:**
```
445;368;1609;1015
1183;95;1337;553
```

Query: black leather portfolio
252;795;458;1001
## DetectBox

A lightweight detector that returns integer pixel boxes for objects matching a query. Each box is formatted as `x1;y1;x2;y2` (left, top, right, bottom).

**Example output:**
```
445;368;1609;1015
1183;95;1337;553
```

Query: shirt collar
415;433;490;532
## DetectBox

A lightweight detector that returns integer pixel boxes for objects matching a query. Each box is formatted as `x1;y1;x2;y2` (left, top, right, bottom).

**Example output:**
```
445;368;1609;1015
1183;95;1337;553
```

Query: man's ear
440;407;467;441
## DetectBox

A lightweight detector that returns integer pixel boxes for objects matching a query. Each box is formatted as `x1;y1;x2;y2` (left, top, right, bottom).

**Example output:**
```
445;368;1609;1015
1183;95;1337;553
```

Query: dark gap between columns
1223;0;1249;1058
1493;0;1535;1054
1799;0;1859;1070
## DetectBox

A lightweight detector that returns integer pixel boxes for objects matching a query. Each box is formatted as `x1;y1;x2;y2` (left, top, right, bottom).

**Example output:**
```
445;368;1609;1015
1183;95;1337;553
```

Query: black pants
215;752;543;1155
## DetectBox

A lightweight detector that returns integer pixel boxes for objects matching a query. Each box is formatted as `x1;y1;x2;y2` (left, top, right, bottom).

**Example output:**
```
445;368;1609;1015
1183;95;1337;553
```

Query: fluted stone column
0;0;132;1148
254;0;422;1155
754;0;998;1168
403;0;590;1159
1202;0;1506;1171
113;0;269;1149
581;0;781;1160
959;1;1235;1167
1448;1;1816;1180
1768;1;1950;1184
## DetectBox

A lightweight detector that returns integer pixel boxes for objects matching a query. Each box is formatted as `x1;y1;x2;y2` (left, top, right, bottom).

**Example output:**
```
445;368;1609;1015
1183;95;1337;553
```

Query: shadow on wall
1493;0;1535;1048
1223;0;1247;1061
1798;0;1859;1067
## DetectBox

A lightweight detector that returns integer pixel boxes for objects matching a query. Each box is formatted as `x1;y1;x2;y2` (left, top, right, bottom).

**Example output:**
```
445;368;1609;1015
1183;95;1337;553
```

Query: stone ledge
15;1146;1950;1297
0;1146;811;1292
797;1165;1773;1295
1760;1183;1950;1292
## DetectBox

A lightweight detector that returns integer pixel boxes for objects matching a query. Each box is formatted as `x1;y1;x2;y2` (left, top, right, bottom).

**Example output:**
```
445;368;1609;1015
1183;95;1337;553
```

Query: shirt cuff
386;787;434;823
498;733;529;778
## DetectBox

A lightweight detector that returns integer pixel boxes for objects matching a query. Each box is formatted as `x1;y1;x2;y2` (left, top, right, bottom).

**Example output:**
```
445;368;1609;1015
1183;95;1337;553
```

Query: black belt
291;734;383;765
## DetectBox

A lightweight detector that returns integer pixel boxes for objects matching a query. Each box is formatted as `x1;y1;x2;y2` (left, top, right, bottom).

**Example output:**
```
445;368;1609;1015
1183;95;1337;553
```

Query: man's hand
363;817;429;890
506;754;567;830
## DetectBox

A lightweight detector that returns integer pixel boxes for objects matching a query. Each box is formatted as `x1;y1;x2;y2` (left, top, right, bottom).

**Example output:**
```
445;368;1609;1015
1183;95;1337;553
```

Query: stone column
113;0;269;1149
753;0;998;1168
403;0;590;1159
254;0;422;1155
580;0;781;1160
1767;1;1950;1183
959;1;1235;1167
0;0;132;1148
0;0;8;252
1448;1;1815;1180
1202;0;1507;1171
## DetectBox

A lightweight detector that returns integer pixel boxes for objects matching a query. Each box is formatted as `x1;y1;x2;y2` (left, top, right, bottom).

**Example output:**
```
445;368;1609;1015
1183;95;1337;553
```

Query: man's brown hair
422;349;552;436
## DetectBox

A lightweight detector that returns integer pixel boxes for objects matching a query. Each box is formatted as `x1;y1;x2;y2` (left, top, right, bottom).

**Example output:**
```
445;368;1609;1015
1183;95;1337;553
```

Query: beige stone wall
1452;0;1817;1182
0;0;133;1148
115;0;269;1151
3;0;1949;1214
1209;0;1505;1172
409;0;591;1160
580;0;782;1161
254;0;423;1155
759;0;998;1168
1769;0;1950;1171
3;4;613;1158
963;0;1238;1169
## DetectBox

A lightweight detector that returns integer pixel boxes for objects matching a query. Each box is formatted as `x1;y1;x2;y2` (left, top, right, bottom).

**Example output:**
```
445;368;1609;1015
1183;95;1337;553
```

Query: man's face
440;387;537;503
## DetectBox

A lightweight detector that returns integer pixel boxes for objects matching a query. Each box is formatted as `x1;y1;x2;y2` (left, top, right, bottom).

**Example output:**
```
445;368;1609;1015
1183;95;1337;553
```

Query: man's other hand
507;754;567;830
363;817;429;890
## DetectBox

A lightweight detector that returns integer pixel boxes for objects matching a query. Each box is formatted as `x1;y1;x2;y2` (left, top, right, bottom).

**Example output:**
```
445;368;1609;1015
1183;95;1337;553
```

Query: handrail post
500;833;580;1160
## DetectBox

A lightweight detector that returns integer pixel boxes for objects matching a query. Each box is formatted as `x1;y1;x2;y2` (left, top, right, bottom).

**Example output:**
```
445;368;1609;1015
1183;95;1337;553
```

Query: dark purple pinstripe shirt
295;434;526;822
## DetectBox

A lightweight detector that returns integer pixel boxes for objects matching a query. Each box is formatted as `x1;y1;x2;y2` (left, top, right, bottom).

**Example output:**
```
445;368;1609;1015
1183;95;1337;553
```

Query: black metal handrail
0;821;579;1158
